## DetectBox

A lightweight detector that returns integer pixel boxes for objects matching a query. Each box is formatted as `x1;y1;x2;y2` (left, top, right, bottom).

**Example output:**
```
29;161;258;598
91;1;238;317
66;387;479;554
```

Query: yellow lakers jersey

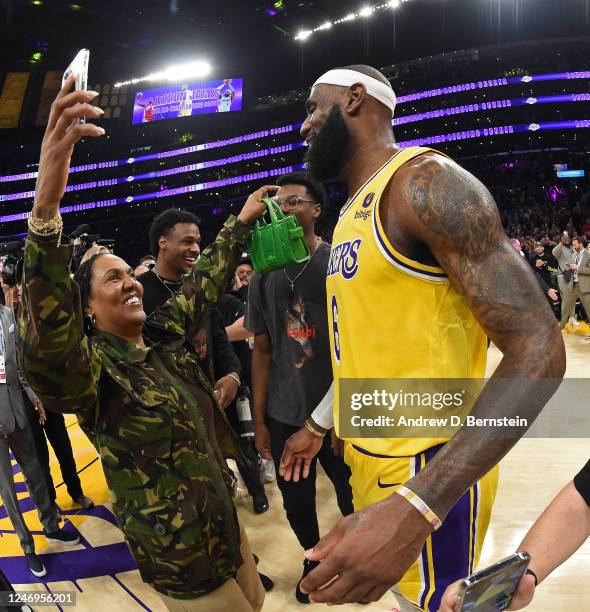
326;146;488;456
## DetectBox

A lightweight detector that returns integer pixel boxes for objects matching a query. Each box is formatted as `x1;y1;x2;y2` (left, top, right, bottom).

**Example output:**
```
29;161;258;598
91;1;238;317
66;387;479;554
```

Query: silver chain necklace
153;270;181;298
283;237;321;291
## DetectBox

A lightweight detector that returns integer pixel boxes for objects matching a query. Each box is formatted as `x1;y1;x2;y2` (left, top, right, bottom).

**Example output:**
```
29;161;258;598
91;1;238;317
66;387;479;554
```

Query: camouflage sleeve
146;215;251;341
18;235;100;421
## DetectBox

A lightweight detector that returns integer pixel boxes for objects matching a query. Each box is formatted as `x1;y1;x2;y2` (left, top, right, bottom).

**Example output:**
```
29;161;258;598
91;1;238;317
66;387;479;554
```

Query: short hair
149;208;201;257
341;64;392;88
573;236;588;247
276;171;326;212
237;256;253;268
139;254;155;265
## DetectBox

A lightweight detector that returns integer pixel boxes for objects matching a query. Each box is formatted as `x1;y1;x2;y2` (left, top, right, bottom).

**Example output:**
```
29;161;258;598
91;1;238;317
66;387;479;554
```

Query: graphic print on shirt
286;293;317;369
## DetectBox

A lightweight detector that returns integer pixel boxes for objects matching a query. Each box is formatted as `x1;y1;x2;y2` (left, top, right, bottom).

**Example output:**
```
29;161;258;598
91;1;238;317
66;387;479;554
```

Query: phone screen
459;555;529;611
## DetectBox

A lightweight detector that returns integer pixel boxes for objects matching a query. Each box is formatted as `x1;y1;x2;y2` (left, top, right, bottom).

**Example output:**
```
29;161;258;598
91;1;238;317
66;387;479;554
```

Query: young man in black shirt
137;208;242;407
246;172;353;604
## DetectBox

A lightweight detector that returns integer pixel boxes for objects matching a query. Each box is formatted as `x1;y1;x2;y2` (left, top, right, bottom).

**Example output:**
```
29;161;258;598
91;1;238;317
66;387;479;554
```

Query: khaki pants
158;525;265;612
558;275;576;327
561;282;590;327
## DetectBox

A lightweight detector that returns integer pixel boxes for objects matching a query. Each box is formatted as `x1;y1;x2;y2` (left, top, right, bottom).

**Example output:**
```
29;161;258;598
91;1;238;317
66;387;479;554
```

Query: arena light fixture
294;1;410;41
114;59;211;88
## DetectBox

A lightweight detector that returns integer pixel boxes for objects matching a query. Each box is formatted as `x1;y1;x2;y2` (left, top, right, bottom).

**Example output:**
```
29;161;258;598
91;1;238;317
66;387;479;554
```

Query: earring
91;314;96;325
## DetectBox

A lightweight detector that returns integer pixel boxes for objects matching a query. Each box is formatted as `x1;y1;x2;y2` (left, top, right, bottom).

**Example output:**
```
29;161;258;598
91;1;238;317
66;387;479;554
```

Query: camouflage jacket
19;216;250;599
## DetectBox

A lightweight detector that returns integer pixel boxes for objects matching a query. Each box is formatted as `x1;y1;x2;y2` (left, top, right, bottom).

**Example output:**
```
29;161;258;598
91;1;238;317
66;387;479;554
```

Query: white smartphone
62;49;90;122
456;552;530;611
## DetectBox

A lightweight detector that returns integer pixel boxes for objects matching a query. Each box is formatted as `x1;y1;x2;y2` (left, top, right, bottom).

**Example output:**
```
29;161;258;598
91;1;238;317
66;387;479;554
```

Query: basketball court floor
1;335;588;611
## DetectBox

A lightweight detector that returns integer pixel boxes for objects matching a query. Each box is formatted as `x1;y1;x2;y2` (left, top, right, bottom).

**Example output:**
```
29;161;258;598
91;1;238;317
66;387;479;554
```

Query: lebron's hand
439;573;536;611
279;427;323;482
300;494;433;605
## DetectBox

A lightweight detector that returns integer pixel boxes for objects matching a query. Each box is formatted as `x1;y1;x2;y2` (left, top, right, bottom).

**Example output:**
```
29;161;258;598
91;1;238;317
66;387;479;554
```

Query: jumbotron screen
132;78;243;124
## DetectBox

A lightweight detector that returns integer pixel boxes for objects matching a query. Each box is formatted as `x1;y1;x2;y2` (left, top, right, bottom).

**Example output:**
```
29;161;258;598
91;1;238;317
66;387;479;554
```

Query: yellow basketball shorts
344;442;499;612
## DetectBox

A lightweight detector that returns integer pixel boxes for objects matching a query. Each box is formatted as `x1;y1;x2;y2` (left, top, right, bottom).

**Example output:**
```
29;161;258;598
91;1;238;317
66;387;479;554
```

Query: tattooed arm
299;152;566;607
385;152;566;519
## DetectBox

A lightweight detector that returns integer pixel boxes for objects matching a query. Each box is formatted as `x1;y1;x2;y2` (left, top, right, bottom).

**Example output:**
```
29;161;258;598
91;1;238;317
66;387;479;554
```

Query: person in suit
1;278;94;514
559;236;590;325
552;232;577;328
0;286;79;578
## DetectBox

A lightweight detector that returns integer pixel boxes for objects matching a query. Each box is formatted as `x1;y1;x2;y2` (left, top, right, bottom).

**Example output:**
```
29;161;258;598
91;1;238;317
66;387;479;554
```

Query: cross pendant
290;282;295;291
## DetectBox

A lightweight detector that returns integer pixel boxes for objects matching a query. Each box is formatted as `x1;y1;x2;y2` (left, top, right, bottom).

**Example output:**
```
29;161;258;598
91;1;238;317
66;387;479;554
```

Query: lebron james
278;65;565;610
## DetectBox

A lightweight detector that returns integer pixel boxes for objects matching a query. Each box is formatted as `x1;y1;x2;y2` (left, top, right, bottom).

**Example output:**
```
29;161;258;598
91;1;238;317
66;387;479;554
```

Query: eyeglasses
274;196;316;210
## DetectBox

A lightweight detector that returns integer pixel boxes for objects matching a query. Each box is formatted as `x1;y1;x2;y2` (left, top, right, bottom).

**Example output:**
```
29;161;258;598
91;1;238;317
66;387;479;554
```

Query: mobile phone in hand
456;552;530;611
62;49;90;123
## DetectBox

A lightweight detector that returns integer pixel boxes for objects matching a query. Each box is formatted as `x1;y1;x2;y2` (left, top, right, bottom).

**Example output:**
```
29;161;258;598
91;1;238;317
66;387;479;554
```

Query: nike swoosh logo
377;477;401;489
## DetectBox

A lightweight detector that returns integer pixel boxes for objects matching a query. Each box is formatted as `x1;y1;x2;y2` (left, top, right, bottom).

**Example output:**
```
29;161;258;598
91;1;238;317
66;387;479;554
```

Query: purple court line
111;575;151;611
1;70;588;183
3;93;589;204
2;118;589;225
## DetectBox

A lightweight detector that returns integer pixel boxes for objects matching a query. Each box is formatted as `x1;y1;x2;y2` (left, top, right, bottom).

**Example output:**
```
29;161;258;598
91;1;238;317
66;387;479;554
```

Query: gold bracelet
28;213;63;236
304;419;325;438
396;485;442;531
226;372;241;387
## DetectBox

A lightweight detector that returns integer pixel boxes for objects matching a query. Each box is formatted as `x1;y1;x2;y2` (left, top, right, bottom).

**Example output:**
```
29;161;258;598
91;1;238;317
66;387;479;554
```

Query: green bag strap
255;197;286;229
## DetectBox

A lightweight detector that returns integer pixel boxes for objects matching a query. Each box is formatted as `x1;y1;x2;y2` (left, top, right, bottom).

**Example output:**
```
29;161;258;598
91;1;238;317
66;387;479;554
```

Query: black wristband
525;568;538;587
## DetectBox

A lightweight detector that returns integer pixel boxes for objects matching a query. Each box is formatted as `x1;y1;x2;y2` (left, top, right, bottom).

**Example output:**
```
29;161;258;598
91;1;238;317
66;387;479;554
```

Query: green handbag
249;197;311;273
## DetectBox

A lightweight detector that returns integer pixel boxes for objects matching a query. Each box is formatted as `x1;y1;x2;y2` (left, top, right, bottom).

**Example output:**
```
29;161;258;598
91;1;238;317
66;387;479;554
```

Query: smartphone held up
62;48;90;123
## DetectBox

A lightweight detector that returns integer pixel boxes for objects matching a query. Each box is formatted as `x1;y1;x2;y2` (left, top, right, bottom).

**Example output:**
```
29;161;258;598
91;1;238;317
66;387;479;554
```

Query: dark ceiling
1;0;590;96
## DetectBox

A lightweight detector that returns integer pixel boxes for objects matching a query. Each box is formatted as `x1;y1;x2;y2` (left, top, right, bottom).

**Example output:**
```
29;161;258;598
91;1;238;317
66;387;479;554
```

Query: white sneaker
262;459;276;483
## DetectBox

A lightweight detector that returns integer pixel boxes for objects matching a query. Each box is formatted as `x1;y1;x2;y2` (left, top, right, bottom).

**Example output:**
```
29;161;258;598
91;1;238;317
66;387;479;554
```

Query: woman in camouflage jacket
19;76;276;610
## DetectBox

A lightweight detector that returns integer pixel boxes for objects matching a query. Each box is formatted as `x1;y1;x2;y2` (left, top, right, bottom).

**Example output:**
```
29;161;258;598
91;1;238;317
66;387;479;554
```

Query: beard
304;105;351;182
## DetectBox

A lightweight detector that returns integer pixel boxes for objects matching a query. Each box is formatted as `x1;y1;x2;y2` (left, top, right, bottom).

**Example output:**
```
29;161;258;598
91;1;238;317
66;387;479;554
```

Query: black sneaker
25;553;46;578
44;529;80;546
73;495;95;509
259;572;274;592
295;559;320;604
252;492;269;514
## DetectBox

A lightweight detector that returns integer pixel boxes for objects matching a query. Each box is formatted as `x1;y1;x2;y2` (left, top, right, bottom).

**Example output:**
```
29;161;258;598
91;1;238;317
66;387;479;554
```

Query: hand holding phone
62;49;90;123
455;552;530;611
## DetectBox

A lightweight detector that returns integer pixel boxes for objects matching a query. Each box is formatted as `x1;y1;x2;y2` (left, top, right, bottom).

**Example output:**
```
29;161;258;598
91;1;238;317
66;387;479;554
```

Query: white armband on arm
310;382;334;430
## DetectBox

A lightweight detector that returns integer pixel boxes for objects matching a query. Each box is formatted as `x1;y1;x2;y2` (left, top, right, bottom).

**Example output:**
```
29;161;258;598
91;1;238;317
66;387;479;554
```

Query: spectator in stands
1;284;79;579
236;256;254;288
0;278;94;514
133;254;156;276
561;236;590;324
529;241;558;288
553;232;577;327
